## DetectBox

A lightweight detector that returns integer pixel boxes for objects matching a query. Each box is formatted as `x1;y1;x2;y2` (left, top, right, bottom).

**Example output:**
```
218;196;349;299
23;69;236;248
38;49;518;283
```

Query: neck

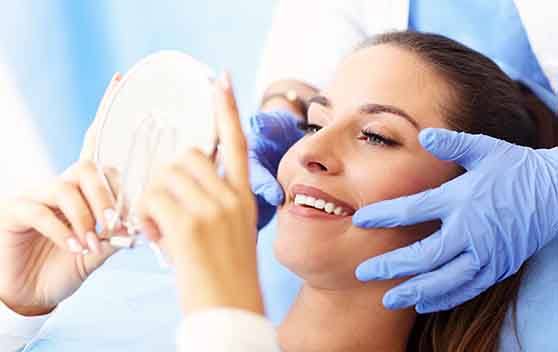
278;282;416;352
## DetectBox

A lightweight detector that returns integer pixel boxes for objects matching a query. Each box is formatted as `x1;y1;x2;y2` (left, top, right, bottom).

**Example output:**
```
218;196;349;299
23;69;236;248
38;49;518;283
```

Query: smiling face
275;44;461;289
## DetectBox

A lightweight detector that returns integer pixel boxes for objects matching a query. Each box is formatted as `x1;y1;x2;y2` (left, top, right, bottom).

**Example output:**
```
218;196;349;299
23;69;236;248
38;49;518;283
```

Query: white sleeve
0;299;51;352
255;0;409;98
176;308;281;352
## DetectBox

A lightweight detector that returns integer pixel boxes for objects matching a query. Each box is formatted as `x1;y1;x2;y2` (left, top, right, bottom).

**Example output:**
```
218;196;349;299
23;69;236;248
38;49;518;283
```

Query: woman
0;32;553;351
142;32;553;351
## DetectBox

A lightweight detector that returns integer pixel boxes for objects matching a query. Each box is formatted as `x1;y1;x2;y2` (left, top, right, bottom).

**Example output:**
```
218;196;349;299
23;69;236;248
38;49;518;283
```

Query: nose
297;131;343;175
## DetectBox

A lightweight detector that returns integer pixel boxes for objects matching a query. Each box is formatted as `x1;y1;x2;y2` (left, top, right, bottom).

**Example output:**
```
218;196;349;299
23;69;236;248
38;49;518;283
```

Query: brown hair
357;31;557;352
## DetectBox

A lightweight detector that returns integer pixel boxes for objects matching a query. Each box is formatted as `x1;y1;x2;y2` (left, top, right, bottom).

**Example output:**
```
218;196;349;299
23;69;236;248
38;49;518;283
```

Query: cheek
274;143;457;288
349;148;457;205
276;143;298;189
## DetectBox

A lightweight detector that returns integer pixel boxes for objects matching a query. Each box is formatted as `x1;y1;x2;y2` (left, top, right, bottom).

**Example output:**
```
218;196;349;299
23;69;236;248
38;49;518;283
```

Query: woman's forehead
323;44;449;128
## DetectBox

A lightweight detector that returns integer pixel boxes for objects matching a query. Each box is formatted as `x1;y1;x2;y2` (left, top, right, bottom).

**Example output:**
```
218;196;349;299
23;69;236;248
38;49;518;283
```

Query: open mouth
289;184;356;218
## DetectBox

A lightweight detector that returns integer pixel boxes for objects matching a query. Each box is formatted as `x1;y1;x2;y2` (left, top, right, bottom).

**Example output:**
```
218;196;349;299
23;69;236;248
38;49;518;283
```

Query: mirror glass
95;51;216;227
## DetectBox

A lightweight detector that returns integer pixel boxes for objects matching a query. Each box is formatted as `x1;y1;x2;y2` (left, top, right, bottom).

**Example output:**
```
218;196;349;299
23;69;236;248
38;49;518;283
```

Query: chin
275;208;363;288
275;207;440;289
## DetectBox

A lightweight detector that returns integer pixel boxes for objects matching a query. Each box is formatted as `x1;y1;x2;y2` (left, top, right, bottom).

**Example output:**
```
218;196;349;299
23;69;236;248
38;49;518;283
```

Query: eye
359;129;398;147
297;121;322;135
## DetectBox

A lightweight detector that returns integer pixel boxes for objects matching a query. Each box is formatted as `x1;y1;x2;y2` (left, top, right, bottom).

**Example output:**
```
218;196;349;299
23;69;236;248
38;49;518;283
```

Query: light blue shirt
409;0;557;112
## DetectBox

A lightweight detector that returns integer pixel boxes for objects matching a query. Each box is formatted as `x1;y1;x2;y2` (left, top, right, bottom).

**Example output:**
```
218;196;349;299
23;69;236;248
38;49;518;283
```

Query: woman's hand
0;73;124;315
138;73;263;316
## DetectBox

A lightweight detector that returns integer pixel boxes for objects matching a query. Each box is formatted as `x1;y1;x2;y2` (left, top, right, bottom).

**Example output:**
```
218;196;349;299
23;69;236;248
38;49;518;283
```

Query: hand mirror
94;51;216;247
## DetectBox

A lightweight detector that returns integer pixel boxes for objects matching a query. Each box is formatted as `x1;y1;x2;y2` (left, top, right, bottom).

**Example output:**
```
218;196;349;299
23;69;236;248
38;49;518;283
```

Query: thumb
419;128;502;170
82;241;118;275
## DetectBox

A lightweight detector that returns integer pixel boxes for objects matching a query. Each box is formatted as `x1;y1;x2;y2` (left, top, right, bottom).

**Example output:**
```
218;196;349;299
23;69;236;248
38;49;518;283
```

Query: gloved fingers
255;195;276;230
381;251;479;310
419;128;502;170
355;226;466;281
352;187;447;228
249;110;303;146
249;159;284;206
414;266;493;313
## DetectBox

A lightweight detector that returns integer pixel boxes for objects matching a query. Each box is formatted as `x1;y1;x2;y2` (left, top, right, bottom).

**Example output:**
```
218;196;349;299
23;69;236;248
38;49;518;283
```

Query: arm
137;73;282;351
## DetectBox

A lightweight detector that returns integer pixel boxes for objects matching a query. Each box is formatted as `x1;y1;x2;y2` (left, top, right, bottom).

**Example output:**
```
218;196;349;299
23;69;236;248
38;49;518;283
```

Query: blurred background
0;0;274;193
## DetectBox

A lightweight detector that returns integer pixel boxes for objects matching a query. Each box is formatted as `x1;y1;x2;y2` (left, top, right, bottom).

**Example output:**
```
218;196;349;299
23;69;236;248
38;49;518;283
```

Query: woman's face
275;44;461;289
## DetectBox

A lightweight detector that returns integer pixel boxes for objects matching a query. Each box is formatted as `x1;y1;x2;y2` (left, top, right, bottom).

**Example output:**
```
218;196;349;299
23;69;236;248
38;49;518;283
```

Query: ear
80;73;122;161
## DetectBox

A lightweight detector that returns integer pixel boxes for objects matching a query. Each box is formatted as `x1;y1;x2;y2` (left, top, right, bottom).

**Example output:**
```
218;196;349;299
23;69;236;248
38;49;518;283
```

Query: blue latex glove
353;128;558;313
247;111;303;229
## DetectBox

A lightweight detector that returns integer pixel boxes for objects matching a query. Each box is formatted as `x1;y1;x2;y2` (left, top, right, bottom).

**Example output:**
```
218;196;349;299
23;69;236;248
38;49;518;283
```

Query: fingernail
355;262;380;281
263;187;284;206
418;128;437;149
86;231;101;254
67;238;84;253
352;210;364;225
383;289;415;310
218;71;230;90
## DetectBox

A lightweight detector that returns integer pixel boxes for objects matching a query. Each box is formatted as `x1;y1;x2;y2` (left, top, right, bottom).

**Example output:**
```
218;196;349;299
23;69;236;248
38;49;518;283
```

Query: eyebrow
308;95;419;129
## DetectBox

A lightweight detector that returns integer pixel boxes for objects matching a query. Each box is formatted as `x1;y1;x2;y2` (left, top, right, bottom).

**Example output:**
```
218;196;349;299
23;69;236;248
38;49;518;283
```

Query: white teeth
294;194;349;216
333;206;343;216
314;199;325;209
304;196;316;207
294;194;307;205
324;202;335;214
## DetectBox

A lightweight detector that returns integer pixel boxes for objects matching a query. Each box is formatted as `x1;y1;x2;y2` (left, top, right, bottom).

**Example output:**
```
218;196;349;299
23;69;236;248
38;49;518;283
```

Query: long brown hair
357;31;557;352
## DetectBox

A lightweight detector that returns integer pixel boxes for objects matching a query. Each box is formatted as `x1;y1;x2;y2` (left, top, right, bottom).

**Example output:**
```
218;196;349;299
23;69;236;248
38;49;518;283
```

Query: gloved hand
353;128;558;313
247;111;303;229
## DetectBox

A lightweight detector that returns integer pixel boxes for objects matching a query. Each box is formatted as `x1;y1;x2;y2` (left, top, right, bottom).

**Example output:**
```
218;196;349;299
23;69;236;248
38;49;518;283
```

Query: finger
179;149;238;207
381;252;479;310
81;238;118;273
137;188;186;249
352;187;447;229
140;217;161;242
72;161;116;231
48;182;96;247
249;158;284;206
355;224;466;281
101;166;121;203
214;71;250;191
415;266;494;313
418;128;504;170
156;164;217;216
81;72;122;161
248;110;304;147
9;200;83;253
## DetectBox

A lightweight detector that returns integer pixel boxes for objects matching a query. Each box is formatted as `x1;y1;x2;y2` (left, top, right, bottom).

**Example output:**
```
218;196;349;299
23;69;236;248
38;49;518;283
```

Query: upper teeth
294;194;348;216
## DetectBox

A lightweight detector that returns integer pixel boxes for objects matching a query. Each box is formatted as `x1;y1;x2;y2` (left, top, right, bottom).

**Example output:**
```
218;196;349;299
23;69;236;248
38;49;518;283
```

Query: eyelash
296;121;398;147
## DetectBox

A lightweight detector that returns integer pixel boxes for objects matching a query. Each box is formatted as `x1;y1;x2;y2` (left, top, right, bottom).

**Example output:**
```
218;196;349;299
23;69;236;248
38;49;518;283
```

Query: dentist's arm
353;128;558;313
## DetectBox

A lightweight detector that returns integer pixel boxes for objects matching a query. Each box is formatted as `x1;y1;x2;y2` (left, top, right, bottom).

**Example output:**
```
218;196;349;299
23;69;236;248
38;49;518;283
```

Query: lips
289;184;356;216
